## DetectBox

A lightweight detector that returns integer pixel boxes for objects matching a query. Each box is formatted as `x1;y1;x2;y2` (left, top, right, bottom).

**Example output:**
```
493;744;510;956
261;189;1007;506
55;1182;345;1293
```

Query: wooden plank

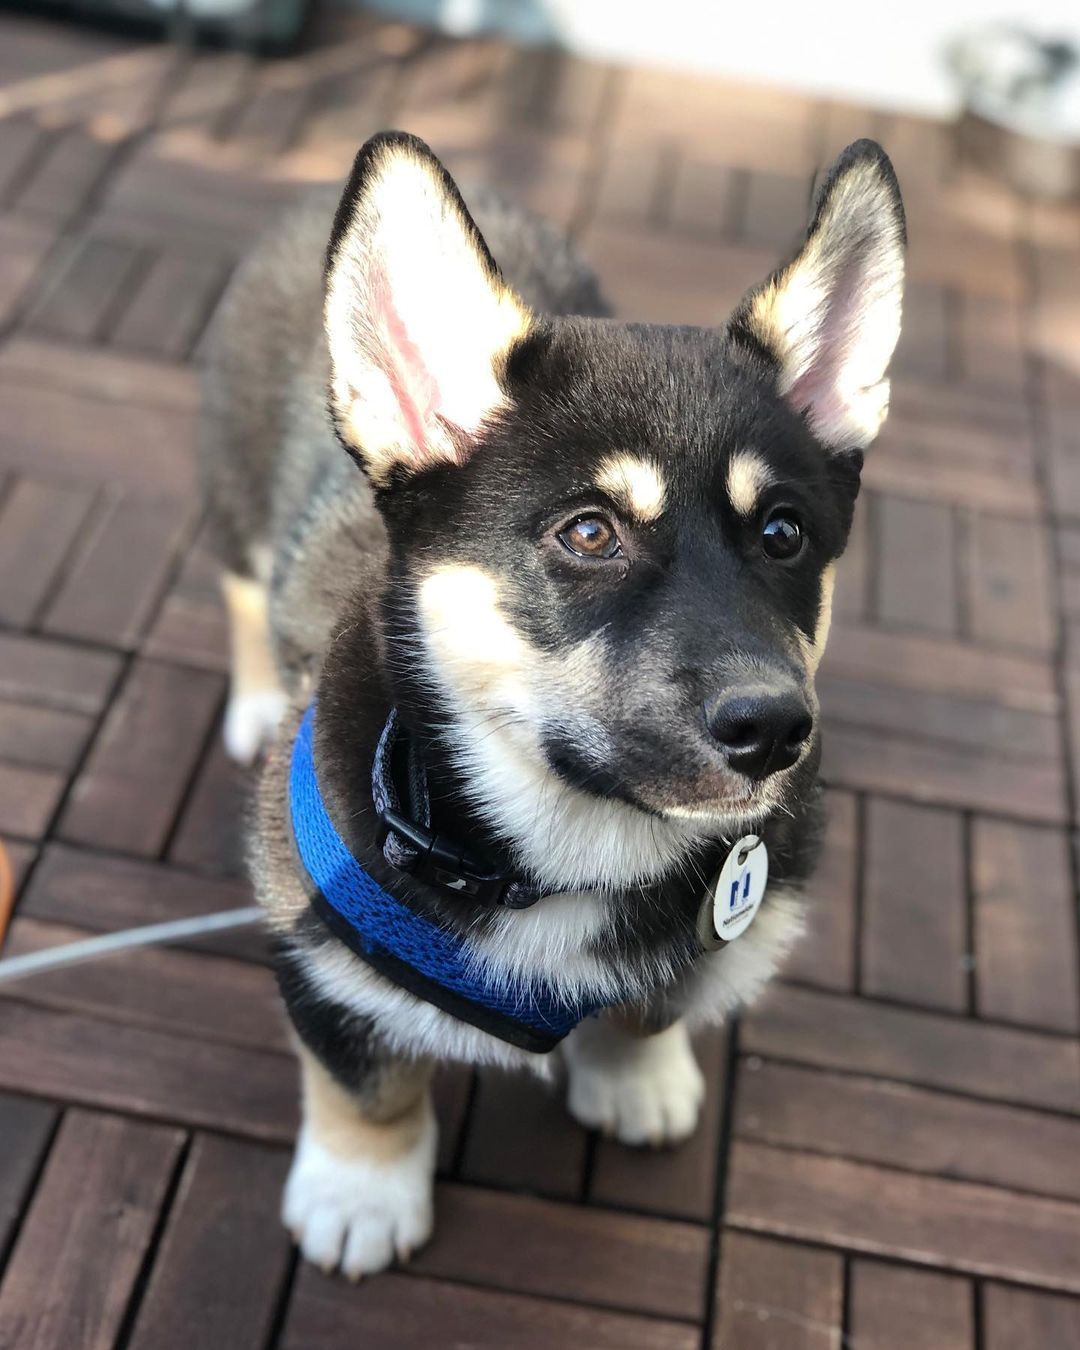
875;495;959;634
3;840;36;895
0;215;59;328
821;723;1067;824
783;788;856;991
972;819;1080;1032
282;1267;699;1350
832;493;869;621
0;369;198;497
0;1001;297;1141
0;119;42;199
0;632;119;713
0;334;197;410
892;282;949;381
741;985;1080;1113
127;1135;291;1350
413;1183;708;1321
14;128;114;221
19;843;266;964
712;1230;843;1350
0;762;65;839
167;735;250;876
957;293;1025;394
0;1095;56;1255
432;1063;473;1175
2;917;287;1052
983;1284;1080;1350
726;1141;1080;1291
849;1261;973;1350
734;1061;1080;1200
740;170;809;249
460;1070;586;1200
43;495;192;649
111;251;227;359
58;658;224;856
861;799;967;1011
590;1026;727;1222
26;234;145;341
0;1110;183;1350
142;533;229;672
964;513;1055;652
0;700;93;771
669;156;740;238
0;477;94;626
818;675;1059;759
821;623;1056;714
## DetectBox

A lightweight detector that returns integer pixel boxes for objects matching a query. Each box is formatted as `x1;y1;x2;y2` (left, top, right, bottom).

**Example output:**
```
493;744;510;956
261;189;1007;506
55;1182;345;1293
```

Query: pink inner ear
371;270;449;466
782;262;862;440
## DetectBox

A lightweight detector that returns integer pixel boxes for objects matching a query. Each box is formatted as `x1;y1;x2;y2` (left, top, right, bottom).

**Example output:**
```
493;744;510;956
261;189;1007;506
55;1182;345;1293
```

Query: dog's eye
762;512;803;561
558;515;621;559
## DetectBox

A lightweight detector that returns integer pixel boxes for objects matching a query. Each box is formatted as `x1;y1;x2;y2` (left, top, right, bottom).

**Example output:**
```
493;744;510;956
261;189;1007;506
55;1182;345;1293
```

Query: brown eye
762;512;804;561
558;515;621;559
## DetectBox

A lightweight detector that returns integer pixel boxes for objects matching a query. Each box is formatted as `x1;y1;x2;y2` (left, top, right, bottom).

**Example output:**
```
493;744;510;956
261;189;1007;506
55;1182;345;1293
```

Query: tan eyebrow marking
726;450;774;517
595;453;666;523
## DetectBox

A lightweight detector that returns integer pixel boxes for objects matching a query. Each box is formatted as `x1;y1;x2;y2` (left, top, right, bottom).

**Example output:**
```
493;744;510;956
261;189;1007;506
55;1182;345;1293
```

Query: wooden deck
0;9;1078;1348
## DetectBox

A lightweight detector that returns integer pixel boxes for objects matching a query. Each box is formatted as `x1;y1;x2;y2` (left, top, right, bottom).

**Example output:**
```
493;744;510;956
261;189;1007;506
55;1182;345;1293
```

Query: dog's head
323;132;904;867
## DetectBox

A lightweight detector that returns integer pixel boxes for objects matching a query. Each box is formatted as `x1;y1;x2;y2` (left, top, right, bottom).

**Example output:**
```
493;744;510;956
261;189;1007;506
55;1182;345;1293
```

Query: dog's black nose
706;687;813;779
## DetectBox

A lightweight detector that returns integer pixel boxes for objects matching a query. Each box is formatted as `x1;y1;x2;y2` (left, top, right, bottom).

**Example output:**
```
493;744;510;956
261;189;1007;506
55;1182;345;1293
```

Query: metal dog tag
696;835;768;949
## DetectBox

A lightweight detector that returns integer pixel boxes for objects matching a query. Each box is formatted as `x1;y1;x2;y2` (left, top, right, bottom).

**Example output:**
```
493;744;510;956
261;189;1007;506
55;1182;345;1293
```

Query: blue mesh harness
289;705;613;1052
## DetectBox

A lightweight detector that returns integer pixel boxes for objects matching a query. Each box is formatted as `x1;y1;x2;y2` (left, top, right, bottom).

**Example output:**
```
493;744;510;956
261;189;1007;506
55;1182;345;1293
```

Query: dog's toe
223;687;287;765
282;1126;435;1279
564;1020;705;1147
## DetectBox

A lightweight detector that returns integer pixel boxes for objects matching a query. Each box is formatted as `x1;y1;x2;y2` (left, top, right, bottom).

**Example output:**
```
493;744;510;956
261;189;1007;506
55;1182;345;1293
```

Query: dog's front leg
283;1042;436;1279
562;1012;705;1147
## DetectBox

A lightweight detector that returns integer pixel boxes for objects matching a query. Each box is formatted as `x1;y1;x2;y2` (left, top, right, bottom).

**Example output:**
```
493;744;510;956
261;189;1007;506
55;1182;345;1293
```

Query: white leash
0;906;265;985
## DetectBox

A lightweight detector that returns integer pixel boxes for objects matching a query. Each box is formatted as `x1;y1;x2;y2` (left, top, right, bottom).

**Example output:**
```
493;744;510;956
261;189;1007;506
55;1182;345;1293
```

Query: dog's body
202;133;904;1278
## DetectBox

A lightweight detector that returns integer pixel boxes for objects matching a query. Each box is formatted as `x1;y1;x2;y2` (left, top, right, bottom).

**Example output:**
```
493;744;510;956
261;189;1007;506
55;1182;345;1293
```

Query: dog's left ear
729;139;905;451
324;131;531;485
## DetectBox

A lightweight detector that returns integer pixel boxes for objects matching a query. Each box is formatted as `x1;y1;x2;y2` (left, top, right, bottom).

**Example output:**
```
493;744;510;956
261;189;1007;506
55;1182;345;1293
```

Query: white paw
222;687;287;765
282;1111;436;1279
563;1019;705;1147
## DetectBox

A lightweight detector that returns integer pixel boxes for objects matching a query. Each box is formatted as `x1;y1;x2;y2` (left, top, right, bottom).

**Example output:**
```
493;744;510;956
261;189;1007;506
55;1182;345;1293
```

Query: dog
201;130;905;1278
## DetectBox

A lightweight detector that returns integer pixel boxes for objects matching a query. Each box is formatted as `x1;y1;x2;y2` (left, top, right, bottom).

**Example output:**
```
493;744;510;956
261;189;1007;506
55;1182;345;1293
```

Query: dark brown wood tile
128;1134;291;1350
726;1141;1080;1291
459;1070;586;1201
0;632;119;714
0;700;93;771
972;819;1080;1032
734;1060;1080;1200
0;476;94;626
0;1094;56;1255
26;233;145;341
0;1110;183;1350
58;658;224;856
282;1268;699;1350
167;734;251;875
413;1183;708;1320
0;1001;297;1141
784;789;856;992
43;495;193;649
712;1230;843;1350
982;1284;1080;1350
741;985;1080;1113
849;1260;973;1350
20;842;265;963
861;799;967;1011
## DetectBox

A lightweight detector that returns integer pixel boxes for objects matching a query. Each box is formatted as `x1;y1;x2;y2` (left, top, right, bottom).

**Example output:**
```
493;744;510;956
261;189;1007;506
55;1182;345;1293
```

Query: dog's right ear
324;132;531;486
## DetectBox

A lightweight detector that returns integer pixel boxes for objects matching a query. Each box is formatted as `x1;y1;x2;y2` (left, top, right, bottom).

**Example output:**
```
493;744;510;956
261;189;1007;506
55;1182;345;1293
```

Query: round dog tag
696;835;769;949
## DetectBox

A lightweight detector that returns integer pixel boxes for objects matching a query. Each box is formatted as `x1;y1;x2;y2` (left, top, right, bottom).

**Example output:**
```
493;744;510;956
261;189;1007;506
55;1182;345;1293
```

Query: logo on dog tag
696;835;768;949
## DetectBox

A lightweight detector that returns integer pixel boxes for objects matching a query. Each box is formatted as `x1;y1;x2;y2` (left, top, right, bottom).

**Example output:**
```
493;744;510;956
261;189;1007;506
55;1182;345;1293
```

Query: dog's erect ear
729;139;906;451
324;131;531;485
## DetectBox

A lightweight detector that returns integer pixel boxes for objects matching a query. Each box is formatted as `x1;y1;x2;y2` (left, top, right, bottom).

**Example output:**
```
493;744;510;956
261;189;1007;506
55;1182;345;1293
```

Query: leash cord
0;906;264;985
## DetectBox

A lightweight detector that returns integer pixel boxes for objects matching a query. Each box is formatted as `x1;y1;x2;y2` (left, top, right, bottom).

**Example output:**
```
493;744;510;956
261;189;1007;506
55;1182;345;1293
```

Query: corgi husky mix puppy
202;131;904;1278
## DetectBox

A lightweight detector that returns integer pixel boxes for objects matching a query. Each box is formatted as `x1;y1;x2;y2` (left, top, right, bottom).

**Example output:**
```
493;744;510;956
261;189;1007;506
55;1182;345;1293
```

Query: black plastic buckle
376;807;511;906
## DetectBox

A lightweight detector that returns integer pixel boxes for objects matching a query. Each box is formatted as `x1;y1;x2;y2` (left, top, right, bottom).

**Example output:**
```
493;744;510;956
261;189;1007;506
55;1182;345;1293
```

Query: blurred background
0;1;1077;1348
